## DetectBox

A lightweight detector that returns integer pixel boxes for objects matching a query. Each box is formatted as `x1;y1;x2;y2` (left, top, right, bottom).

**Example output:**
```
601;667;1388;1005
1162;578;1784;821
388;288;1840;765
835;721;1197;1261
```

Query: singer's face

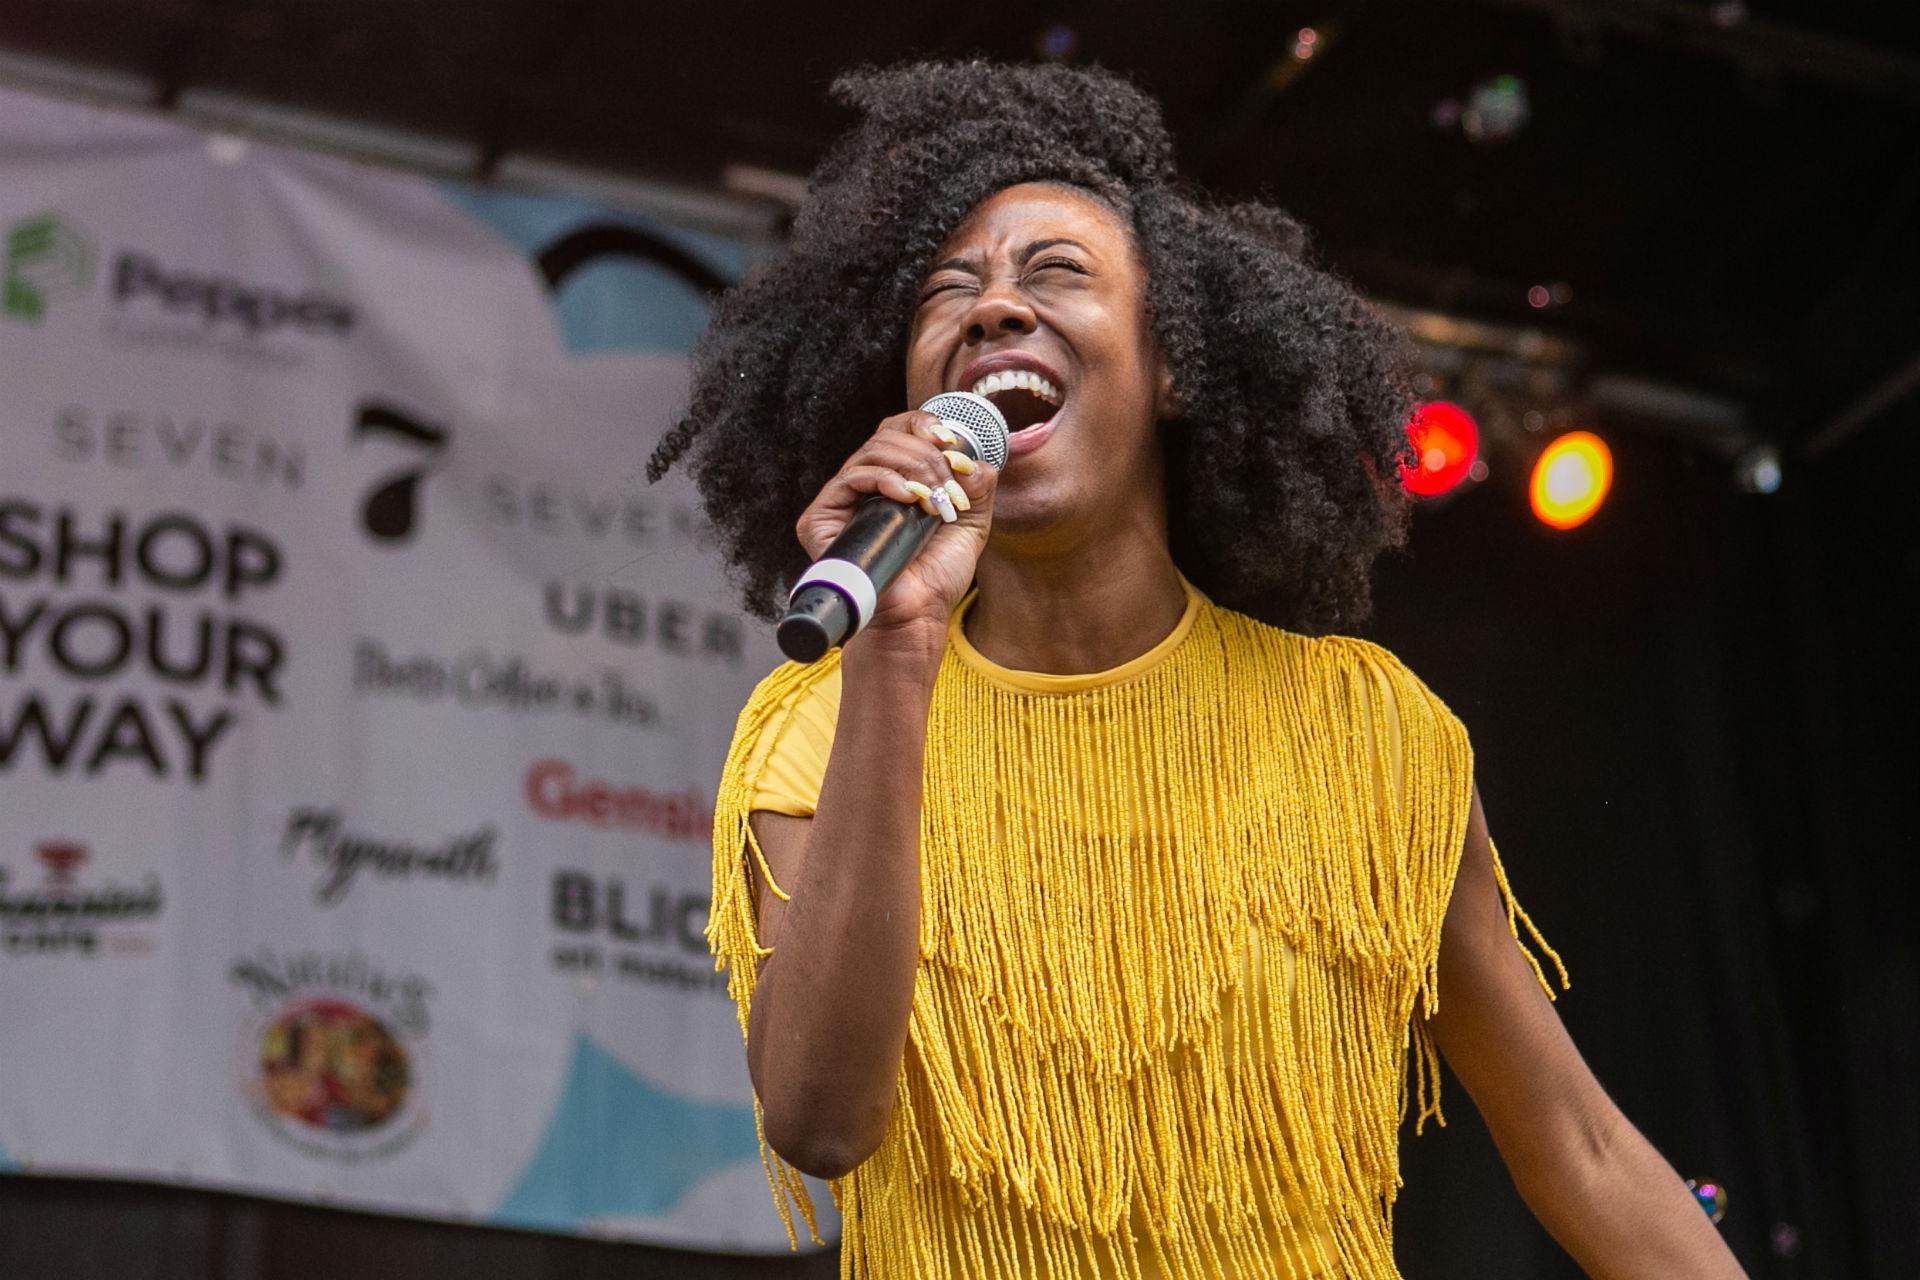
905;182;1170;542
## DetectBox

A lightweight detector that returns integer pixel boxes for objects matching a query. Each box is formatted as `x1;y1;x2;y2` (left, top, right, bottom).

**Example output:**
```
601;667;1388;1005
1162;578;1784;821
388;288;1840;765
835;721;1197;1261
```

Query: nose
962;281;1036;344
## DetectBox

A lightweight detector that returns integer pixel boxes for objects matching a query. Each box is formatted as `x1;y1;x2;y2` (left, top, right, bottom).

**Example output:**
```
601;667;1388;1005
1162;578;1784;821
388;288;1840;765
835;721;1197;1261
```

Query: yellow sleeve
737;663;842;817
705;654;844;1247
1336;639;1568;1133
1344;640;1473;985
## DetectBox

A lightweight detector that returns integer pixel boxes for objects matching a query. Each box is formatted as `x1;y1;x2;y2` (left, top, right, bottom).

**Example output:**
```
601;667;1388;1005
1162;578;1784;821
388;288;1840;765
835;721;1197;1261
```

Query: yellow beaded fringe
709;603;1565;1278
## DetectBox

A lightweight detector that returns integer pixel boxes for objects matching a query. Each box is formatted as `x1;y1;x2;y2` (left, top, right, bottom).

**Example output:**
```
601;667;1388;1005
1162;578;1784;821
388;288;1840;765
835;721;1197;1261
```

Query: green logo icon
4;212;96;323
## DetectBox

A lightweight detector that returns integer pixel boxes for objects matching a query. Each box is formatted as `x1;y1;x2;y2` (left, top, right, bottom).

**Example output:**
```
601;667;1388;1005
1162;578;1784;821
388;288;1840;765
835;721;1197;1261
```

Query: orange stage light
1530;430;1613;529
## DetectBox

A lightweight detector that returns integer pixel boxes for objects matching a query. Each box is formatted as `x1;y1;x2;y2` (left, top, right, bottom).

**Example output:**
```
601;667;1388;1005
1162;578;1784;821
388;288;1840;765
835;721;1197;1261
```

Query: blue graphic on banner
493;1033;761;1230
440;187;737;356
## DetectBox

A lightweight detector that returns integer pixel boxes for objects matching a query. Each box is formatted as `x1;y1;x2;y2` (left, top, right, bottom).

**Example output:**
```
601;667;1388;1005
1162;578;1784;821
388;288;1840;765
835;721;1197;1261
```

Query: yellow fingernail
902;480;937;514
930;423;959;446
943;480;971;513
942;450;978;476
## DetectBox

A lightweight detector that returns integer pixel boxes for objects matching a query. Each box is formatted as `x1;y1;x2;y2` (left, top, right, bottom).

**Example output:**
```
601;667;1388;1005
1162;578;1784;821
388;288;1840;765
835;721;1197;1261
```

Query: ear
1153;351;1179;420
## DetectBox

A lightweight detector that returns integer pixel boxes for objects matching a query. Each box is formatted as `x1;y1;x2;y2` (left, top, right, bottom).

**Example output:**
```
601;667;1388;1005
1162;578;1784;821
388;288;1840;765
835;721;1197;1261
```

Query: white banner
0;86;828;1252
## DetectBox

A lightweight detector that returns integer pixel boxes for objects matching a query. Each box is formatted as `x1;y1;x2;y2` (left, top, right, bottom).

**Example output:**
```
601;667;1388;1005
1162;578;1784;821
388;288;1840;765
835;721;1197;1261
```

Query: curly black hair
649;59;1414;635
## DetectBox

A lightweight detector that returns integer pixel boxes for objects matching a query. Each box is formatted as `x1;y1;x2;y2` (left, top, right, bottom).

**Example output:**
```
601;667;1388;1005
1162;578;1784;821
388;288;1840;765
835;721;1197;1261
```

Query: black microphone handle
777;496;940;663
776;391;1008;664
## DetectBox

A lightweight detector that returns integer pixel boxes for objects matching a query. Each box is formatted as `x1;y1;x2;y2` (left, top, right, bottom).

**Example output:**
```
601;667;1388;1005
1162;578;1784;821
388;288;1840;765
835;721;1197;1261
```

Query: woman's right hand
793;409;999;644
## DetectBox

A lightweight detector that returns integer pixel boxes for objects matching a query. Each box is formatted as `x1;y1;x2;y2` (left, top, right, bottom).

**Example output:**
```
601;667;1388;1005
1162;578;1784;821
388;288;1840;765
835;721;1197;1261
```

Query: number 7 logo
351;401;450;545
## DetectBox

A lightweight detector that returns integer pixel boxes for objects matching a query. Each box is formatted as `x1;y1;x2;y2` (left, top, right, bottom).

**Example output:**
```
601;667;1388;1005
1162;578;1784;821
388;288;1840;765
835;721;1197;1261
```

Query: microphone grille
921;391;1010;470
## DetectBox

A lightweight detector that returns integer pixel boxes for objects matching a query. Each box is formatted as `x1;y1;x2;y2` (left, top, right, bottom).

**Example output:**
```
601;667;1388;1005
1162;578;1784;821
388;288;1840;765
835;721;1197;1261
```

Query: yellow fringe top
709;581;1564;1279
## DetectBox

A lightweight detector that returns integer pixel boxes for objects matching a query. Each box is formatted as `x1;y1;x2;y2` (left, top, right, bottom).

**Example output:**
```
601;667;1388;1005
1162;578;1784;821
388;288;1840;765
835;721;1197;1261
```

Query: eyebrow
927;237;1093;276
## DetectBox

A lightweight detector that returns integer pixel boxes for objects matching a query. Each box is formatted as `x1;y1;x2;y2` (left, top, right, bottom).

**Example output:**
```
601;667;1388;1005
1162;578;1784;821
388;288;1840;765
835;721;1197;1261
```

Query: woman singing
651;60;1745;1280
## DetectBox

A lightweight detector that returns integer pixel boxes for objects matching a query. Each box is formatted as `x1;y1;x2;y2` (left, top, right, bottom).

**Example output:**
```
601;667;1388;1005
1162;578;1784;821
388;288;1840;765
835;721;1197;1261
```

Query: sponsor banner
0;86;829;1250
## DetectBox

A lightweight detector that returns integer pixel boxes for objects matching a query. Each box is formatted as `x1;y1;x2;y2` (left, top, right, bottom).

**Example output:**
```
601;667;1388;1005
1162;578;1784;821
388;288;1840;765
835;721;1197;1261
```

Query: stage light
1401;401;1479;497
1735;444;1782;494
1268;22;1336;90
1530;430;1612;529
1528;284;1551;309
1036;24;1079;61
1685;1179;1728;1225
1463;75;1529;142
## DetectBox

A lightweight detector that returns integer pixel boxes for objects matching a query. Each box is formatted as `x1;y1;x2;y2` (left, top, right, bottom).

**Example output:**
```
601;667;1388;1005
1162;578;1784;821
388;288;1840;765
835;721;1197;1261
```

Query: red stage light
1401;401;1479;497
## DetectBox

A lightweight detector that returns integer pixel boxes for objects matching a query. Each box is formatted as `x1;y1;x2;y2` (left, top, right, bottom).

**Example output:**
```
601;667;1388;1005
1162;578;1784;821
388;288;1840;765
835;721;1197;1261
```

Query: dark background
2;0;1916;1276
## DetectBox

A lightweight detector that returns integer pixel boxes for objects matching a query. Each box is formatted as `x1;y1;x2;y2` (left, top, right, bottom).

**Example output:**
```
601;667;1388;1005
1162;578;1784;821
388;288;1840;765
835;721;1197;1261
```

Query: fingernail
928;485;958;523
942;479;971;513
942;449;978;476
930;422;959;446
902;480;939;517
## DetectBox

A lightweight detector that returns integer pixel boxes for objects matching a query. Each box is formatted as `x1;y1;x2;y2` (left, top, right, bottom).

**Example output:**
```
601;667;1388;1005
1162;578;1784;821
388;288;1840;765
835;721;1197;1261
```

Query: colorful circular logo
258;997;410;1133
242;993;428;1160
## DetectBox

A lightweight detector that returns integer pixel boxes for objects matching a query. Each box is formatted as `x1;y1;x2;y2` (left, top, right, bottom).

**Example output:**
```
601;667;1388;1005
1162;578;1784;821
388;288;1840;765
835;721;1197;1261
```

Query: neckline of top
946;576;1206;695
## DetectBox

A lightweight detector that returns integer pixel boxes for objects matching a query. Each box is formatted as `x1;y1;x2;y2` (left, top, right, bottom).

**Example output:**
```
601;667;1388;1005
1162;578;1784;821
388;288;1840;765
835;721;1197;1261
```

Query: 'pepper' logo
3;213;96;324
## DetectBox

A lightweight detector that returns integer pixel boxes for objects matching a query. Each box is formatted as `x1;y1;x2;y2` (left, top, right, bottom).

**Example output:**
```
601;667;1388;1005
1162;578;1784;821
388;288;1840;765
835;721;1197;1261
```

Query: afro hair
649;59;1415;635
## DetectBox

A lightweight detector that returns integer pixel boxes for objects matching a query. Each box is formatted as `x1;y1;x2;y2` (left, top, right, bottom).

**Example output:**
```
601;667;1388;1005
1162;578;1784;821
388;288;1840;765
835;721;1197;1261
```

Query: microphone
777;391;1009;663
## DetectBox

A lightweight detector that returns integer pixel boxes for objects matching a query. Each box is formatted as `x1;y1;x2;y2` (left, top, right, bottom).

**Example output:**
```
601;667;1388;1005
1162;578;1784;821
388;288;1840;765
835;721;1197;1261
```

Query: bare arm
747;631;940;1178
742;410;998;1179
1425;787;1747;1279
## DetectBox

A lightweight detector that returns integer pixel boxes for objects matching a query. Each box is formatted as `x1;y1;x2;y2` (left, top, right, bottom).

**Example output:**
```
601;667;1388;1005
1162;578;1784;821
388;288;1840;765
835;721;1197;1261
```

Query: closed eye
918;280;975;304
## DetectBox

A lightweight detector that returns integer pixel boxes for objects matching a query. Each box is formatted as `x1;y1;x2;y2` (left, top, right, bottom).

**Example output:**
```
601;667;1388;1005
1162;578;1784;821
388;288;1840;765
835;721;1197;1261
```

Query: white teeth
969;369;1062;406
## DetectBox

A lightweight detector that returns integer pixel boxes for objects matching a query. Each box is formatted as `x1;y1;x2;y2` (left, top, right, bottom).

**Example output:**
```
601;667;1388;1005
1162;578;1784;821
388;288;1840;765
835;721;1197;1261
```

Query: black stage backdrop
1381;411;1918;1279
1;413;1913;1279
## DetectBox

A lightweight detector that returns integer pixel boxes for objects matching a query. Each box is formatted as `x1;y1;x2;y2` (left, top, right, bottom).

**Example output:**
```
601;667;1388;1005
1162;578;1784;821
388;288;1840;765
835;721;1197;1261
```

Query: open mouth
970;369;1063;434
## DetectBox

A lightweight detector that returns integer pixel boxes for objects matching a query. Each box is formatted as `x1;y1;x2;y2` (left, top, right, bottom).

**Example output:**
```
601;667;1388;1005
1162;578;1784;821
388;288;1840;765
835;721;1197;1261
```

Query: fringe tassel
710;602;1561;1278
707;654;835;1248
1490;838;1572;1001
